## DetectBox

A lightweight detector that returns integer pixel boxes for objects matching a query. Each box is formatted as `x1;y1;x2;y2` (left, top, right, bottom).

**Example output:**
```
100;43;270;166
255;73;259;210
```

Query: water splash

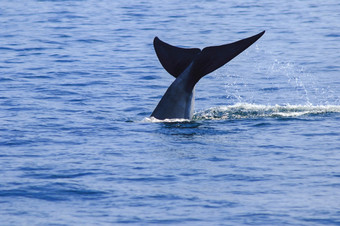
194;103;340;120
142;104;340;122
218;46;340;106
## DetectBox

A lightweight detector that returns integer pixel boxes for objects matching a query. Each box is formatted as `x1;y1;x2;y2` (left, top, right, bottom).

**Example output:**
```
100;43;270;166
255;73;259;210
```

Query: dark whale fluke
151;31;265;120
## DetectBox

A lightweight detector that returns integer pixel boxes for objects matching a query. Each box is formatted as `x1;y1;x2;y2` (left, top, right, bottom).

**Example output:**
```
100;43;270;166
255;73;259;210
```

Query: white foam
142;117;191;123
141;104;340;122
193;103;340;120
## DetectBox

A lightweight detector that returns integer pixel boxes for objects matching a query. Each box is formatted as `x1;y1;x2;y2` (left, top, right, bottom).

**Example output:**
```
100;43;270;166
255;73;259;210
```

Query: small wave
193;103;340;120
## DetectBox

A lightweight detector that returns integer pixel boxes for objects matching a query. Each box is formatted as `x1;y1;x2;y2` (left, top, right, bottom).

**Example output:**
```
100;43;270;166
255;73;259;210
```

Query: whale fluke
189;30;265;87
151;31;265;120
153;37;201;78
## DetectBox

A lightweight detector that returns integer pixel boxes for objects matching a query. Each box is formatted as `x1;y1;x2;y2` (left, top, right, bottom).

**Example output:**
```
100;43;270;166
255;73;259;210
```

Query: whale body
151;31;265;120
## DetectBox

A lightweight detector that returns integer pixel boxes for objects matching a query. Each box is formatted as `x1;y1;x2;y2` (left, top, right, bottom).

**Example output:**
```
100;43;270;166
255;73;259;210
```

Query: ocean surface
1;0;340;225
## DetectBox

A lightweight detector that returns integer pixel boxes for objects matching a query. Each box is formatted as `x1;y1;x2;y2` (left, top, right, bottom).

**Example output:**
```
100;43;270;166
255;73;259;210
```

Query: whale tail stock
153;30;265;88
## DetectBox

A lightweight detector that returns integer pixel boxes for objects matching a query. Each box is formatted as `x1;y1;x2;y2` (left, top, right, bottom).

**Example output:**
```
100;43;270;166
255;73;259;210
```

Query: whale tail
153;31;265;86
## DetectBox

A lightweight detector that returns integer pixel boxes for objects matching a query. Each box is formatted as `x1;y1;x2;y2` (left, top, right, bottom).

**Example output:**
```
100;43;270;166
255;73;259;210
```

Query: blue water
1;0;340;225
